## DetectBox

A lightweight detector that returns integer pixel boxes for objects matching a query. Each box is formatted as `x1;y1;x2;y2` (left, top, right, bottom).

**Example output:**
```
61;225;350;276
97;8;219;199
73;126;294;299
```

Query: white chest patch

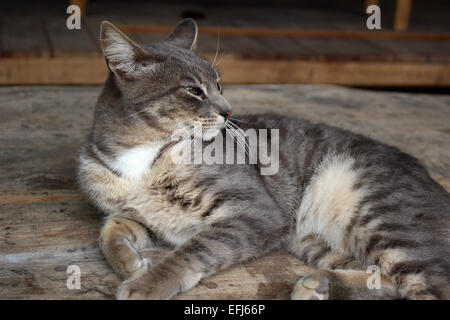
111;143;163;179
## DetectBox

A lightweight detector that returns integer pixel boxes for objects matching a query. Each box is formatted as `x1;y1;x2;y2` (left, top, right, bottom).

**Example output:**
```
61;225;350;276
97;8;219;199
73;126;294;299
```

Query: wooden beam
70;0;88;16
0;193;85;205
220;58;450;86
365;0;380;10
118;25;450;41
394;0;413;32
1;57;449;86
0;57;107;84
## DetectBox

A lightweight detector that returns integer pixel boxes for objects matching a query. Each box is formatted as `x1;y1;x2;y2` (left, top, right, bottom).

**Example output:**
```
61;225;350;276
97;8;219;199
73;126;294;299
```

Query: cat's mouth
197;115;226;141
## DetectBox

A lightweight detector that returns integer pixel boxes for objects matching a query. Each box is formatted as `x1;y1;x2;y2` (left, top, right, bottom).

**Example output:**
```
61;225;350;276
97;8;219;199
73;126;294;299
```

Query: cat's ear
100;21;159;80
167;18;198;50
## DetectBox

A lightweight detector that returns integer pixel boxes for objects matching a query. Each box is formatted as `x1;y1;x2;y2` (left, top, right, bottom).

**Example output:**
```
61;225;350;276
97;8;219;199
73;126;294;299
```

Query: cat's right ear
100;21;159;80
167;18;198;50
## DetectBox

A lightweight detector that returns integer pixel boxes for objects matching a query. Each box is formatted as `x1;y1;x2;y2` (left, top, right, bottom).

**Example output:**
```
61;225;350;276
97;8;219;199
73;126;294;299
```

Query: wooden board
1;57;450;86
368;39;450;63
0;84;449;299
293;37;394;62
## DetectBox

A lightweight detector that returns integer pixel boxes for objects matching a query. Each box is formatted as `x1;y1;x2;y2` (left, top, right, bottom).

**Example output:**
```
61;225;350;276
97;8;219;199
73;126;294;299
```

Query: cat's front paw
106;239;151;280
116;272;179;300
116;279;150;300
125;257;149;279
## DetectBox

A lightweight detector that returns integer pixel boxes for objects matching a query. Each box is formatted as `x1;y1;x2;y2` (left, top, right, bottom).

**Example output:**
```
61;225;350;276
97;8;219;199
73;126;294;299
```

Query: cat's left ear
167;18;198;50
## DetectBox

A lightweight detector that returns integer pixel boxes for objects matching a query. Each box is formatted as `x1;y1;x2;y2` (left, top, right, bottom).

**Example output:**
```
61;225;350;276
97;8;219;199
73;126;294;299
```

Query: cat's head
99;19;231;141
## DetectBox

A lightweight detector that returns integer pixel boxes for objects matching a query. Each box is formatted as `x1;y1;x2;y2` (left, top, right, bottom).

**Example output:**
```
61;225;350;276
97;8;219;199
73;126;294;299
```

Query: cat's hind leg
367;248;449;300
292;269;399;300
289;233;399;300
288;233;360;270
290;232;448;299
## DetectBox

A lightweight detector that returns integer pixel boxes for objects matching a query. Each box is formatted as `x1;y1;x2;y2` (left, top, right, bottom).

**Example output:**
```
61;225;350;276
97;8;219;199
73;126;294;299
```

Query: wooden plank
189;32;283;62
0;248;118;299
1;56;450;86
294;37;397;62
118;25;450;41
0;201;100;254
0;194;85;205
220;59;450;86
178;252;311;300
365;0;380;8
368;39;450;63
0;85;99;194
201;34;278;60
0;57;106;84
250;37;319;60
70;0;88;16
0;242;311;300
82;1;187;42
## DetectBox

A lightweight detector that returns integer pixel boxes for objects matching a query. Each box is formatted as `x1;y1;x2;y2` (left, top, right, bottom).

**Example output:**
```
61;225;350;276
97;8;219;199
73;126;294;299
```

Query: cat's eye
185;86;205;98
217;82;222;93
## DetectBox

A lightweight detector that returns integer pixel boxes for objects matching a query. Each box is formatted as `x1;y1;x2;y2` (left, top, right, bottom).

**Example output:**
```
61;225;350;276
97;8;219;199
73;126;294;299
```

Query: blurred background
0;0;449;88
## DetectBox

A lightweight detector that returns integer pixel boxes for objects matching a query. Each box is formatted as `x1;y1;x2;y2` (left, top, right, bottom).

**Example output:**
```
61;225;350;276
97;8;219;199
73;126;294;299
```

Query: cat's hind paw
291;271;330;300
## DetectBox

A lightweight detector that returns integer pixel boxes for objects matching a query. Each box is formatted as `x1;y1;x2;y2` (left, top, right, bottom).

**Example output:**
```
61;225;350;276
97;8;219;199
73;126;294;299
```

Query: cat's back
237;113;450;245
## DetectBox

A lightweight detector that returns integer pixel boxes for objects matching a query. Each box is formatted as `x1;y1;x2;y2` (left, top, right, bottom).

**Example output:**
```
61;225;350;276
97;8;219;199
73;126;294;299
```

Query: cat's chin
202;128;221;141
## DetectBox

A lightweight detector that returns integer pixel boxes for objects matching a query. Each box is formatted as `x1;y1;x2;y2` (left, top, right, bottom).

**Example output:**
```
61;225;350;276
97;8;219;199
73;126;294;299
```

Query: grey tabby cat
77;19;450;300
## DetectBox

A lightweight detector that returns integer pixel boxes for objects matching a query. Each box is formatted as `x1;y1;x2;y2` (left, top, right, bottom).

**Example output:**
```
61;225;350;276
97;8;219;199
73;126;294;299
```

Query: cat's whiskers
227;120;256;159
226;119;246;136
229;128;250;159
225;122;250;158
225;123;243;152
193;123;204;141
214;56;226;67
212;26;220;66
229;117;251;125
122;109;149;120
214;48;230;68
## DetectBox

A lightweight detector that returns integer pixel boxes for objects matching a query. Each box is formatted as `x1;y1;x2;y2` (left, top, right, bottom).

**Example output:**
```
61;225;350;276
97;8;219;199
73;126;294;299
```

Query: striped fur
77;19;450;300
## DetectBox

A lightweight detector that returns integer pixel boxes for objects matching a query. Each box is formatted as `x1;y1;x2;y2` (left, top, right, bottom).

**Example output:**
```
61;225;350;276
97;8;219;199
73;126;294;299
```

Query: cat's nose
220;110;232;120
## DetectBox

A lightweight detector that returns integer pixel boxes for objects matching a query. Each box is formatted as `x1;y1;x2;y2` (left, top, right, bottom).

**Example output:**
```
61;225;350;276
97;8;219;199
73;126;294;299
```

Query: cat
77;18;450;300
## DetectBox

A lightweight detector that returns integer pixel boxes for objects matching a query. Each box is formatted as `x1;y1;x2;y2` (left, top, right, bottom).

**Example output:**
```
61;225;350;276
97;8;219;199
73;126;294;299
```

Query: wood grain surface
0;85;449;299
